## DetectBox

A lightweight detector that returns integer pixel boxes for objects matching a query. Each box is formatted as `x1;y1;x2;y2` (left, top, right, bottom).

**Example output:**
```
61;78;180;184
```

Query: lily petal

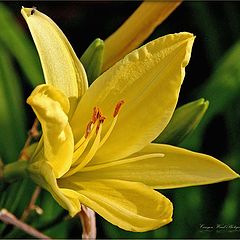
103;1;182;71
28;159;80;217
72;33;194;163
27;84;74;178
58;179;173;232
71;144;239;189
21;7;88;112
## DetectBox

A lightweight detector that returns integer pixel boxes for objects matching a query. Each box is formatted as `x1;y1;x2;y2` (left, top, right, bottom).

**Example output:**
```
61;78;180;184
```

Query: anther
99;116;106;123
113;100;125;117
92;107;99;123
96;115;106;133
97;109;103;119
85;121;93;138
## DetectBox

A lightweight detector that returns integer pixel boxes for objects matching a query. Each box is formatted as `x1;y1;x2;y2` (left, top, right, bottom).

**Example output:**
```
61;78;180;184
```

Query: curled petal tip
21;6;38;18
21;7;33;18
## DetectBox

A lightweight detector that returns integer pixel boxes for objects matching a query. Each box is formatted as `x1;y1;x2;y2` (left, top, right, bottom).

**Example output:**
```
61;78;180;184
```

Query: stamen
73;107;106;164
71;101;124;173
64;123;103;177
97;109;102;119
96;115;106;134
99;116;106;123
75;107;100;149
73;123;98;164
92;107;99;123
113;100;125;117
98;117;117;149
85;120;93;138
98;100;125;149
74;135;86;151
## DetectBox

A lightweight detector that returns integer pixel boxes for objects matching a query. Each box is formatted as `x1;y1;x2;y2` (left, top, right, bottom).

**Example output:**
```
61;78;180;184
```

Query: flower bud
80;38;104;84
155;98;209;145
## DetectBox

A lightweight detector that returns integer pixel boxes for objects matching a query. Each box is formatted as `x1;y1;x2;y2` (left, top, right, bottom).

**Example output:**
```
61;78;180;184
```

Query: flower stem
2;160;28;183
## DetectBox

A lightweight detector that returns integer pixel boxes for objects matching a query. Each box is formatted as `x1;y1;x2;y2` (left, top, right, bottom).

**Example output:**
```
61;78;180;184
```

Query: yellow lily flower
22;7;239;232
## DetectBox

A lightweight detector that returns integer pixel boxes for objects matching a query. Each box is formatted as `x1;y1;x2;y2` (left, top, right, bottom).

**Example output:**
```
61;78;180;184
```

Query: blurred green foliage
0;1;240;239
0;4;43;87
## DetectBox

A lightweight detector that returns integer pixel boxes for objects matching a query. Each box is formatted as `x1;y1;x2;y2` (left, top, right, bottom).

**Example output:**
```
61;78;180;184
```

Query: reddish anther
96;114;106;134
92;107;99;123
85;121;93;138
99;116;106;123
113;100;125;117
97;109;103;119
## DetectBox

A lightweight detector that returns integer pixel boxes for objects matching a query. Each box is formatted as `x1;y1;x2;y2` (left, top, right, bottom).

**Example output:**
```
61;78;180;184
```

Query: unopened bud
80;38;104;84
155;98;209;145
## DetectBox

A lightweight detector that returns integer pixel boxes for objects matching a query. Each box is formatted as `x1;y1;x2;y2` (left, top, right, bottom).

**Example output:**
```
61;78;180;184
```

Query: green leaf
0;3;43;87
0;45;26;162
80;38;104;84
155;98;209;145
1;180;36;238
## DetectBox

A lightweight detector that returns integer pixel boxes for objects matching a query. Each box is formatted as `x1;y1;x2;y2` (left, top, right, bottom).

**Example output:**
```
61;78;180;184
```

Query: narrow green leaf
155;98;209;145
0;48;31;234
0;46;26;162
1;179;36;237
0;3;43;87
0;180;25;234
80;38;104;84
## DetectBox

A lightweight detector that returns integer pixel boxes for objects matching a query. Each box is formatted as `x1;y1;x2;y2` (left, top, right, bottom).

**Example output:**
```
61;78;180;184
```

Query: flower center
63;100;124;177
